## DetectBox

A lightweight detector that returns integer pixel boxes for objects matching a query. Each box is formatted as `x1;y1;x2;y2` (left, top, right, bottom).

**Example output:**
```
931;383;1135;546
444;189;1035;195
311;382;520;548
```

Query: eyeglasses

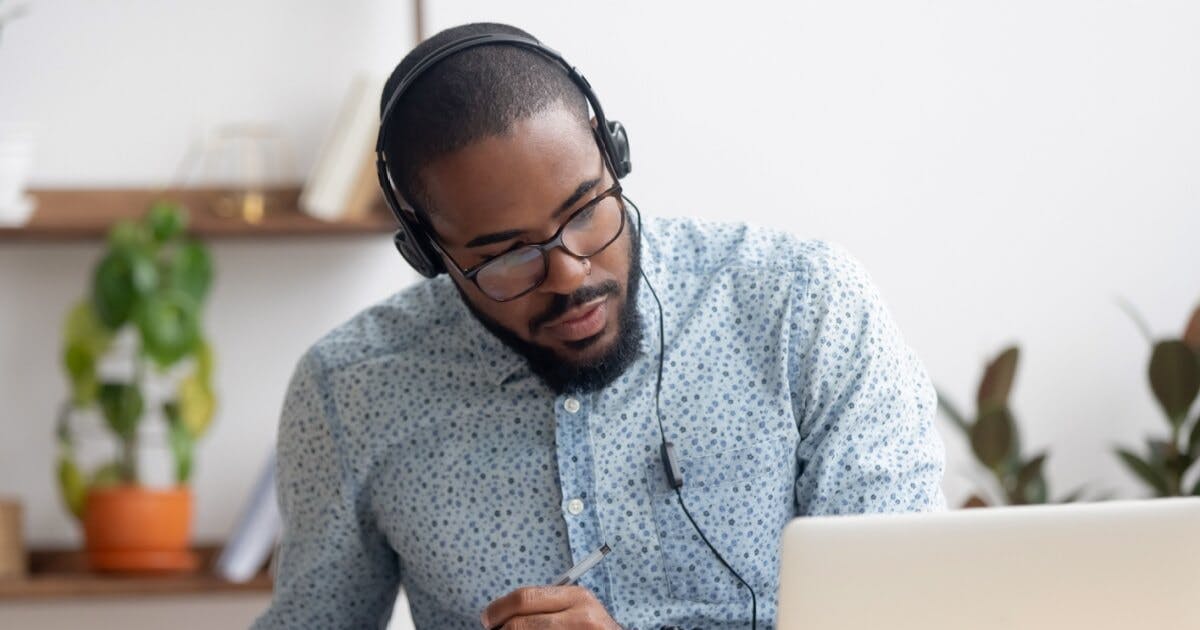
428;183;627;302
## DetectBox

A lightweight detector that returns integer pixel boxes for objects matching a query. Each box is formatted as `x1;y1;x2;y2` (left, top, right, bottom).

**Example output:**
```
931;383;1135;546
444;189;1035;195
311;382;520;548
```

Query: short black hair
379;22;591;220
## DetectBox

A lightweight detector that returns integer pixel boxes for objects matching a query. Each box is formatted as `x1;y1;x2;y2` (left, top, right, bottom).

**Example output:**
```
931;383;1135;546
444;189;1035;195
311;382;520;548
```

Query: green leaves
1148;340;1200;427
92;247;158;329
966;347;1021;482
1113;301;1200;498
177;372;216;438
57;199;214;508
107;218;149;249
194;338;214;382
1013;452;1047;504
1116;448;1169;497
90;460;125;488
98;382;143;441
971;407;1015;469
1188;416;1200;459
146;201;188;243
56;456;87;520
61;301;112;406
166;241;212;304
942;302;1200;504
939;344;1070;505
977;346;1019;412
163;402;194;484
936;388;971;434
1183;305;1200;354
89;201;210;345
135;291;200;367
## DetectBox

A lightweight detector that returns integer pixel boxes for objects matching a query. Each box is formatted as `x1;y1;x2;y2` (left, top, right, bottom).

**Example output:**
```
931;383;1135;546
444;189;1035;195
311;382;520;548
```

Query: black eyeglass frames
428;183;627;302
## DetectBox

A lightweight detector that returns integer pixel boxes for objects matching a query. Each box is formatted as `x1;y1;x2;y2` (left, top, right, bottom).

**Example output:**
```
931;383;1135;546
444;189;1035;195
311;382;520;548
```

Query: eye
574;204;598;223
478;242;527;266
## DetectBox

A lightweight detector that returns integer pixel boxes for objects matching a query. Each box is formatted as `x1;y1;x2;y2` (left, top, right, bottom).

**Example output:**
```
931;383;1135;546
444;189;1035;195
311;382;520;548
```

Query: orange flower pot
83;485;199;573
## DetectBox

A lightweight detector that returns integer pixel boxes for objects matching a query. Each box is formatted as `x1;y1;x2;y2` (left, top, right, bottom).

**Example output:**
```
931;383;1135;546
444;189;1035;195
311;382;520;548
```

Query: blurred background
1;0;1198;628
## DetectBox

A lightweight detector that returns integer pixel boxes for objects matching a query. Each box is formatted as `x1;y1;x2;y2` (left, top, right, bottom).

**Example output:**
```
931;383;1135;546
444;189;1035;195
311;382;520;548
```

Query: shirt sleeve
252;349;402;630
788;242;946;515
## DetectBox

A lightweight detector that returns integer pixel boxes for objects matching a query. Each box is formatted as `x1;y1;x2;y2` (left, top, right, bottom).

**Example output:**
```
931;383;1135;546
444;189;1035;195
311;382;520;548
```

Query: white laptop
776;498;1200;630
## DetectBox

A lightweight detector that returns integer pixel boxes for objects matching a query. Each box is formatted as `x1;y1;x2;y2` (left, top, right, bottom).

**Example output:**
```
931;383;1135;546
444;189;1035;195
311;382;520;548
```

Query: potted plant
938;345;1086;506
56;201;216;572
1115;301;1200;496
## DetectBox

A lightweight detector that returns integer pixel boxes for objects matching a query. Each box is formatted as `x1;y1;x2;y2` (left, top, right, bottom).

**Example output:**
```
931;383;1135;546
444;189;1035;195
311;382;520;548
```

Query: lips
545;298;608;341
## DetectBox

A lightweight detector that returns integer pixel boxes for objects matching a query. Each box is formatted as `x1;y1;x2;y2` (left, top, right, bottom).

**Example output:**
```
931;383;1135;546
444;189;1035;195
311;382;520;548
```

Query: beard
457;228;643;395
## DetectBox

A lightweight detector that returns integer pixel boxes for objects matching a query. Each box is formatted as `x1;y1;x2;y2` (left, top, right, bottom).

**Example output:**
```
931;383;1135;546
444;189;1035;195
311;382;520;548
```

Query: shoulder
643;215;863;283
298;277;461;379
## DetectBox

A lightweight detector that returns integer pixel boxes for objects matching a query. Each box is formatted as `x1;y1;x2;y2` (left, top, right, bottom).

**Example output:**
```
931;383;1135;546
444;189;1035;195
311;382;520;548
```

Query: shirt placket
553;392;612;604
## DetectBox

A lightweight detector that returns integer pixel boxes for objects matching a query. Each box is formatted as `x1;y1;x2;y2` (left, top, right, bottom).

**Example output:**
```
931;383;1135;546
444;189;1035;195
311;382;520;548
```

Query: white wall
0;0;419;548
423;0;1200;502
0;0;1197;604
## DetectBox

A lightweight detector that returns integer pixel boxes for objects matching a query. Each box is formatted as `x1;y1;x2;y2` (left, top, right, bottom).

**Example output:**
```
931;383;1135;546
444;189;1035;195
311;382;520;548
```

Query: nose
536;247;590;296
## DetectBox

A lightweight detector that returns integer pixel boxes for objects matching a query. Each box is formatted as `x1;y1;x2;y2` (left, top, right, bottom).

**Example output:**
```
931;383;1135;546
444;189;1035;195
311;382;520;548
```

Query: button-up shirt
253;216;946;630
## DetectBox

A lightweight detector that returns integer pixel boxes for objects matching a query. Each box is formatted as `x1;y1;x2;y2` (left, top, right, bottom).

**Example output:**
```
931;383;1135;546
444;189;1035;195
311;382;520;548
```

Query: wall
422;0;1200;503
0;0;1198;625
0;0;419;547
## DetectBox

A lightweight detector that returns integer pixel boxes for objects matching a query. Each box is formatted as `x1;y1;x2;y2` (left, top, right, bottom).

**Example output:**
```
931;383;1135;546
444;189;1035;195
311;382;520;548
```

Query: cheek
460;278;542;336
593;230;633;282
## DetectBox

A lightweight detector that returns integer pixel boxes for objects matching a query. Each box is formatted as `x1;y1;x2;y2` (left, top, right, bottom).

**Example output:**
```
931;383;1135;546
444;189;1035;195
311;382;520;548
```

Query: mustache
530;279;621;334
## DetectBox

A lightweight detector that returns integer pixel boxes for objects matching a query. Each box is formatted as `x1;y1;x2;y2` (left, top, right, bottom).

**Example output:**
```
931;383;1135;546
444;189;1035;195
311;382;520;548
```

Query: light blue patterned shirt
254;216;946;630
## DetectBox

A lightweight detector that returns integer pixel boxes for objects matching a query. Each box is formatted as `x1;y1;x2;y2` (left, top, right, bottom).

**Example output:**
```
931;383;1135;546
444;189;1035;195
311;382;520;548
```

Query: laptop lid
776;498;1200;630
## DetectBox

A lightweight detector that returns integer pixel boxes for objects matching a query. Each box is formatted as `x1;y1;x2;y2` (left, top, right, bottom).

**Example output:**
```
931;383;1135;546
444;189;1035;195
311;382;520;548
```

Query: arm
788;242;946;515
252;350;402;629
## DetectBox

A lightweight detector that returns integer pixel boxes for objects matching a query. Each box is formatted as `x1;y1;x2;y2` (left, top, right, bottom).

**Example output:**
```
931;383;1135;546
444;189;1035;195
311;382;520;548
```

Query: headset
375;32;631;279
374;32;757;630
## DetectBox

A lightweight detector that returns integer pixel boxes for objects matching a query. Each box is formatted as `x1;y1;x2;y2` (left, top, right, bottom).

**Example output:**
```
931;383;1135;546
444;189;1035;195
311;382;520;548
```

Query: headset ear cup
393;217;445;278
605;120;632;178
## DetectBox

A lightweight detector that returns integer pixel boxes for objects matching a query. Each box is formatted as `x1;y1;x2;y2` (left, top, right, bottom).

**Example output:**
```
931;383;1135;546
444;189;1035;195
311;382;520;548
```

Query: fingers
481;585;588;629
495;607;615;630
497;612;557;630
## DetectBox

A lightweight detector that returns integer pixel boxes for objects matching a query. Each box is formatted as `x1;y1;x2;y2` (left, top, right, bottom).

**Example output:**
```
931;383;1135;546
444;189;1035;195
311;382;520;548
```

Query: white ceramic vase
0;124;36;226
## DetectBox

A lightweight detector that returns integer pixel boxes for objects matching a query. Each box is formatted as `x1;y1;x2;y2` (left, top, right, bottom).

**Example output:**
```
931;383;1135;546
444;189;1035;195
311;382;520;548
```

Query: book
300;73;386;222
340;146;386;220
215;450;280;583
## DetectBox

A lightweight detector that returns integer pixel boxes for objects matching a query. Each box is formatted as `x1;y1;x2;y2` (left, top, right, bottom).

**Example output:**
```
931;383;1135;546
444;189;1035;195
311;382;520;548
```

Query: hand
480;585;621;629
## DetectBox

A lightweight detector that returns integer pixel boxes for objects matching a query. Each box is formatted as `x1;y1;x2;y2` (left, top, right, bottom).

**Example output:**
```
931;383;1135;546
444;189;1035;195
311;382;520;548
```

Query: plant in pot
1114;301;1200;496
937;345;1087;507
56;201;216;572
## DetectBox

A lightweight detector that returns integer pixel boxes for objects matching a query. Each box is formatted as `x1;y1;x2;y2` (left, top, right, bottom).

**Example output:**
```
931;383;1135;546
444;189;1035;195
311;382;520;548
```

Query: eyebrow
464;176;602;248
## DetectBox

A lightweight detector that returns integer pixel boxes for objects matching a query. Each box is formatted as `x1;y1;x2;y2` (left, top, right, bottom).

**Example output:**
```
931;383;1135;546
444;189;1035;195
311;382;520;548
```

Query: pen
485;543;614;630
551;542;612;586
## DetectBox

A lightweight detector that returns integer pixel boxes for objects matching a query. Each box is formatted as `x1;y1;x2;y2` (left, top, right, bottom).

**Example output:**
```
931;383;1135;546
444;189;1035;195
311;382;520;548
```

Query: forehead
421;107;598;246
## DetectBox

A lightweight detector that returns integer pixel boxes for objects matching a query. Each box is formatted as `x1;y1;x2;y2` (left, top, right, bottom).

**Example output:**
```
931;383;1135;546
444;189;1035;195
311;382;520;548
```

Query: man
255;22;945;630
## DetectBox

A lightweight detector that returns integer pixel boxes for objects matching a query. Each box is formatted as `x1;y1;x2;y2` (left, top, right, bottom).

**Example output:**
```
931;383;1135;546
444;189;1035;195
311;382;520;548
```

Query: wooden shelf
0;544;272;600
0;187;396;241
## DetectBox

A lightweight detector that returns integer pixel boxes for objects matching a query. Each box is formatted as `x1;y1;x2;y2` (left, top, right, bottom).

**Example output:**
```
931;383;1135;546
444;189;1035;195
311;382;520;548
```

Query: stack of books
300;74;388;223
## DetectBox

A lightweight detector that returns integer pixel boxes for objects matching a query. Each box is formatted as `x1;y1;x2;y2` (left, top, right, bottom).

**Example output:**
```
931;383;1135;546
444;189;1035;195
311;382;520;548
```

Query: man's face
419;105;640;391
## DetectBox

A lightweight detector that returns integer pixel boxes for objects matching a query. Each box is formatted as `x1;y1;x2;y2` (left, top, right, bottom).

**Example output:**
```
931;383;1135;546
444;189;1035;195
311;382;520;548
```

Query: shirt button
566;498;585;515
563;397;581;413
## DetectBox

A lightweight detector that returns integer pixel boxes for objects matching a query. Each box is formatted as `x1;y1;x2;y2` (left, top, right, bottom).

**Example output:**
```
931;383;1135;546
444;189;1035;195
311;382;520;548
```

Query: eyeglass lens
475;192;624;300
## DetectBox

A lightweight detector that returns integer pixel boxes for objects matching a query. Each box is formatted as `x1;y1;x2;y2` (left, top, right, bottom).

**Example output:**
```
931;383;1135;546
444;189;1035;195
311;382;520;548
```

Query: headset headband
375;32;631;278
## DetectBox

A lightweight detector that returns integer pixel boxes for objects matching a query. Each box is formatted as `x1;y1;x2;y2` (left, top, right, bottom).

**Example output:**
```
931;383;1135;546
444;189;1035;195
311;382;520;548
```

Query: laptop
776;498;1200;629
